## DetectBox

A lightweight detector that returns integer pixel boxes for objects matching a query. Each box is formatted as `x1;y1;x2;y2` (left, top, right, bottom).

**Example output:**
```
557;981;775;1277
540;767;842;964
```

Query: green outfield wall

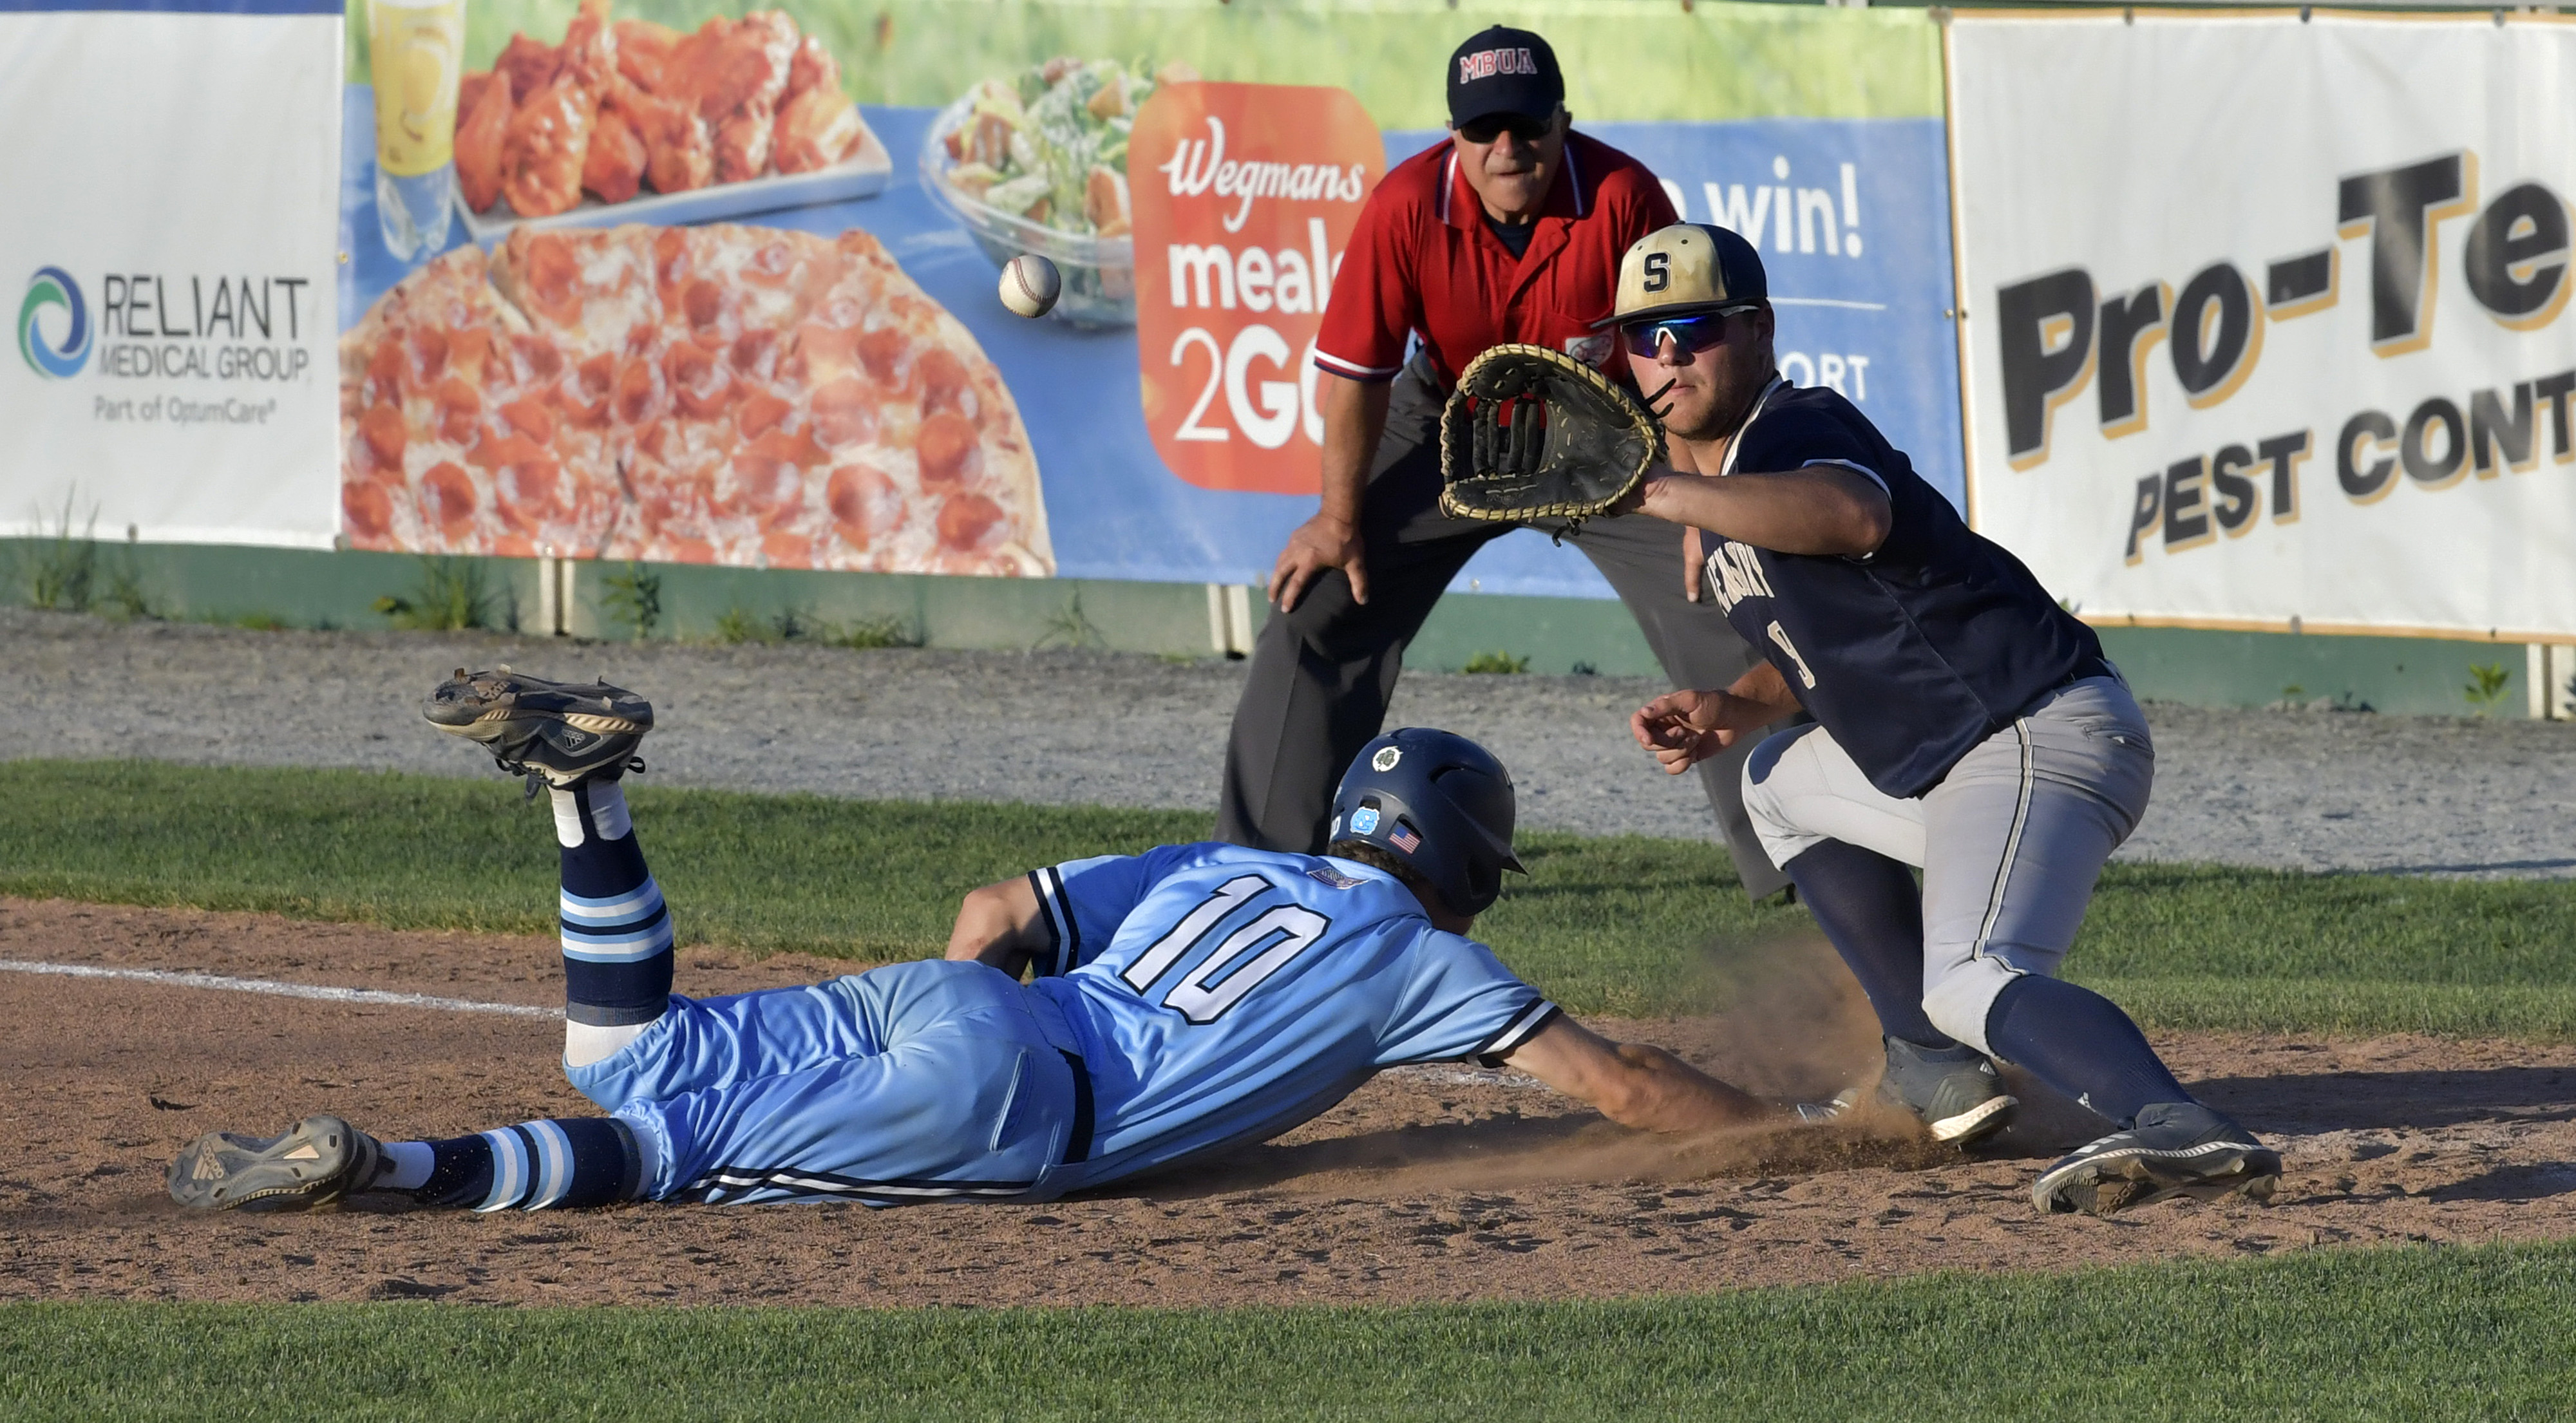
353;0;1947;124
3;538;2557;719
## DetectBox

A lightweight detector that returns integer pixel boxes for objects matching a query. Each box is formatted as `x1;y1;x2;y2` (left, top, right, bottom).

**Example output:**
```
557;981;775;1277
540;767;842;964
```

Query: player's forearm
1637;466;1889;556
1596;1043;1772;1132
1724;660;1801;724
1503;1016;1771;1132
1317;373;1391;529
943;878;1048;977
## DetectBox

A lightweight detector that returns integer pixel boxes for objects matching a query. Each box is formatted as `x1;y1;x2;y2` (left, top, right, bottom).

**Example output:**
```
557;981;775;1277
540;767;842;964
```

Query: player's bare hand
1609;469;1668;520
1268;514;1368;612
1631;688;1757;775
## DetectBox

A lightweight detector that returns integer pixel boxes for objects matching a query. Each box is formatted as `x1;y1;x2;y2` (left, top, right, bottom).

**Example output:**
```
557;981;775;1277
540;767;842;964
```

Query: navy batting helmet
1327;728;1525;916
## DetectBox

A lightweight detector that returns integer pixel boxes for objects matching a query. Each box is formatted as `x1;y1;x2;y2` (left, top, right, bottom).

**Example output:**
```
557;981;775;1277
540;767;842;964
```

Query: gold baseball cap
1596;223;1770;328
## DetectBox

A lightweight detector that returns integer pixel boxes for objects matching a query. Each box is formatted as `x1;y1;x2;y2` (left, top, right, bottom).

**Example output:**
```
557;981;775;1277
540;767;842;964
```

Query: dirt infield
5;896;2573;1308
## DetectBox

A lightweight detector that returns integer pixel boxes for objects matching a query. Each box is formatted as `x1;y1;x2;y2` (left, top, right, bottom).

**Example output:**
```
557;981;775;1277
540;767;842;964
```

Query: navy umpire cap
1329;728;1526;916
1446;26;1563;126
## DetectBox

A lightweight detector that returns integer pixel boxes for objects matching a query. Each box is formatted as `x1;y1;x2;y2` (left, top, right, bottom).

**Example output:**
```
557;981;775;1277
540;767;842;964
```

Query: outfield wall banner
0;0;344;549
328;0;1954;594
1132;81;1384;496
1950;12;2576;640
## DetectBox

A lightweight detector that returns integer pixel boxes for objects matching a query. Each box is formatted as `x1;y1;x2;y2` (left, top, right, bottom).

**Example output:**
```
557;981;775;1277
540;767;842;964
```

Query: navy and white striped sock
410;1118;646;1211
553;781;674;1031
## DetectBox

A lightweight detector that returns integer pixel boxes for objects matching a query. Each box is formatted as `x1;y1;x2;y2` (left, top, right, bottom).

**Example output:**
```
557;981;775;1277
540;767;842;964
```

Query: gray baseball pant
1217;355;1797;900
1739;676;2155;1056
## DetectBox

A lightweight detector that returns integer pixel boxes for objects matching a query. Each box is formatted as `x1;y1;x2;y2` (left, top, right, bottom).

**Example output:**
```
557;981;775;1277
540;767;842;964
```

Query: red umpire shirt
1312;131;1679;391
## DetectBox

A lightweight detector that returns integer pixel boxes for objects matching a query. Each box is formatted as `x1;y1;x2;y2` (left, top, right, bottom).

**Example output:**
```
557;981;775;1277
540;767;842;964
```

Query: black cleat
1878;1036;2018;1145
2032;1101;2282;1216
425;667;652;790
168;1115;384;1212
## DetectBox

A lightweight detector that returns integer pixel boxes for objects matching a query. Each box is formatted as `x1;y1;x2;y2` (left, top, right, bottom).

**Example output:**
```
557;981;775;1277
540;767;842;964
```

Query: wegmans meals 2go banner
1951;12;2576;640
2;0;1947;596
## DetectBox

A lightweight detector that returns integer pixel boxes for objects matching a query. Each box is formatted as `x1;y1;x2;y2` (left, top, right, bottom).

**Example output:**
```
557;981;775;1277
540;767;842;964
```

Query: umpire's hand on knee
1269;514;1368;611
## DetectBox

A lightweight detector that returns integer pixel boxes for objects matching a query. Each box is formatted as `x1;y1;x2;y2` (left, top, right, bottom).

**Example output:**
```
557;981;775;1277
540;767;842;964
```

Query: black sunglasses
1455;113;1553;145
1620;308;1758;359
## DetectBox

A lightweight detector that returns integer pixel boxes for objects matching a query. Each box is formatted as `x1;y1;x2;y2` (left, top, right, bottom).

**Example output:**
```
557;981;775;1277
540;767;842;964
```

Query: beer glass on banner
368;0;466;259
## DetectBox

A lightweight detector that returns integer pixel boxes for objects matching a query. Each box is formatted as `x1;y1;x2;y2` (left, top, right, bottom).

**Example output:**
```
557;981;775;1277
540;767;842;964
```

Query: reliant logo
17;267;92;379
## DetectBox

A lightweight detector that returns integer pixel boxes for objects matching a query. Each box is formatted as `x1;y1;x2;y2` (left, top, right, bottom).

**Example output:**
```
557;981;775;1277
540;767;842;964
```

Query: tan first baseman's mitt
1438;344;1662;533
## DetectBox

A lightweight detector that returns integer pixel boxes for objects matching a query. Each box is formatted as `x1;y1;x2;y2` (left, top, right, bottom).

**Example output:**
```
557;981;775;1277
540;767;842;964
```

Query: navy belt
2006;657;2119;724
2055;656;2116;690
1057;1050;1094;1165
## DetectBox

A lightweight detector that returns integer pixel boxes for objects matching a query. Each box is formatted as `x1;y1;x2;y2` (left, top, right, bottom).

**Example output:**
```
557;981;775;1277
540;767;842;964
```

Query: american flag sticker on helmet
1388;824;1421;853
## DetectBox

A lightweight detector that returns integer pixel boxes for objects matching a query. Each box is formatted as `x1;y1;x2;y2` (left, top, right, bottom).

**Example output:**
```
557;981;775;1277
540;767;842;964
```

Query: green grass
8;762;2574;1412
0;761;1210;965
8;760;2576;1031
2071;862;2576;1037
0;760;1798;1014
6;1239;2575;1419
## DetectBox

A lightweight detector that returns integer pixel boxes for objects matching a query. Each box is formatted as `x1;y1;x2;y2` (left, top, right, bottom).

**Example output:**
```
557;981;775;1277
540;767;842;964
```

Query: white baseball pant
1739;676;2155;1057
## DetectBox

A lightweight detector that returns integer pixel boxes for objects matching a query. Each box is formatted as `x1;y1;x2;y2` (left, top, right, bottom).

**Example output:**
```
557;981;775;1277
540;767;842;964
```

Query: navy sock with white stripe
1782;840;1955;1049
553;781;674;1029
409;1118;645;1211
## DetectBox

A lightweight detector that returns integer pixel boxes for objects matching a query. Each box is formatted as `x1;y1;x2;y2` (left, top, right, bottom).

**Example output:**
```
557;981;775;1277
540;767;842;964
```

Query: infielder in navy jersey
1606;225;2282;1216
167;676;1770;1214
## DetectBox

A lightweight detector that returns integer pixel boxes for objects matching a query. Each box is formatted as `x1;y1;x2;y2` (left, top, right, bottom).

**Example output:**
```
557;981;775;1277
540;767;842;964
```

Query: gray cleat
168;1115;384;1212
424;667;652;791
1879;1036;2018;1145
1792;1088;1863;1126
2031;1101;2282;1217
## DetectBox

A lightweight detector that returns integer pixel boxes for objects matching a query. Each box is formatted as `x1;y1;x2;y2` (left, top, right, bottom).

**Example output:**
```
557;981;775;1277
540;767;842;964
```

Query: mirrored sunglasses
1456;113;1553;144
1620;308;1756;359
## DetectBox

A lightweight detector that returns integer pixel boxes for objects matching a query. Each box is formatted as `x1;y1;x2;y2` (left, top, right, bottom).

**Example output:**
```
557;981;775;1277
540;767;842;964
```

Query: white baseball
999;253;1062;319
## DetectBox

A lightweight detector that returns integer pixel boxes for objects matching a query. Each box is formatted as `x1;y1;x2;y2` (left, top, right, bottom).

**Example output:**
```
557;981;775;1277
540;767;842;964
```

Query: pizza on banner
339;223;1051;576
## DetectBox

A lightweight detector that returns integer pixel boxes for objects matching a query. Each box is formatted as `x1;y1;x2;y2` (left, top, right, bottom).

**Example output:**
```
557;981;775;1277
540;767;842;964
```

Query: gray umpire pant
1217;354;1797;900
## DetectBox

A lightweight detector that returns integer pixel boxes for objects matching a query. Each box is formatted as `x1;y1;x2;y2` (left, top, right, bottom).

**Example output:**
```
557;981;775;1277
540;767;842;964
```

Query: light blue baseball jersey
1023;842;1558;1193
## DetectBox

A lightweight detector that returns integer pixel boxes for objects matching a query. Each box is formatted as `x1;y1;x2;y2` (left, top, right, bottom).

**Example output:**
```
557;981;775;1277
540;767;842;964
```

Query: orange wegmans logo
1132;82;1383;494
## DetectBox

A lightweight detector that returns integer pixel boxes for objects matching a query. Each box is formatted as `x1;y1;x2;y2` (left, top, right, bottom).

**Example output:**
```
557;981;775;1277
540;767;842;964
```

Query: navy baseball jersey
1023;843;1559;1191
1701;377;2105;798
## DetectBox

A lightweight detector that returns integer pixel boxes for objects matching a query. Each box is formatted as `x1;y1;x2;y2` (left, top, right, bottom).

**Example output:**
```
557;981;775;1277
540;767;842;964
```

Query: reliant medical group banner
1949;11;2576;641
3;0;1954;597
0;0;345;549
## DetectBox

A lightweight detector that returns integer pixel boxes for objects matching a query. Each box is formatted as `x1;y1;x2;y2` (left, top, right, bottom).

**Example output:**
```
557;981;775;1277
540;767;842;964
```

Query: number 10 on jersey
1131;82;1384;494
1121;874;1333;1024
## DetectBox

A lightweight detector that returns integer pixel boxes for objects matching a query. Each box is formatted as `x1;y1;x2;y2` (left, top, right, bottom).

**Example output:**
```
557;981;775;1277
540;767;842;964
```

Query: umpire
1217;26;1796;900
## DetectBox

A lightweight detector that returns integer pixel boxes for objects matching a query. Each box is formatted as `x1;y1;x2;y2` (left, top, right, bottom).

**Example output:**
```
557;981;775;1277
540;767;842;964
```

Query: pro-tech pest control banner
1950;11;2576;639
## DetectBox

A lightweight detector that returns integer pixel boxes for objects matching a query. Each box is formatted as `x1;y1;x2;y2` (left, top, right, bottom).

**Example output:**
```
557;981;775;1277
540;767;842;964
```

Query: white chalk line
1388;1066;1548;1091
0;959;1550;1088
0;959;560;1018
